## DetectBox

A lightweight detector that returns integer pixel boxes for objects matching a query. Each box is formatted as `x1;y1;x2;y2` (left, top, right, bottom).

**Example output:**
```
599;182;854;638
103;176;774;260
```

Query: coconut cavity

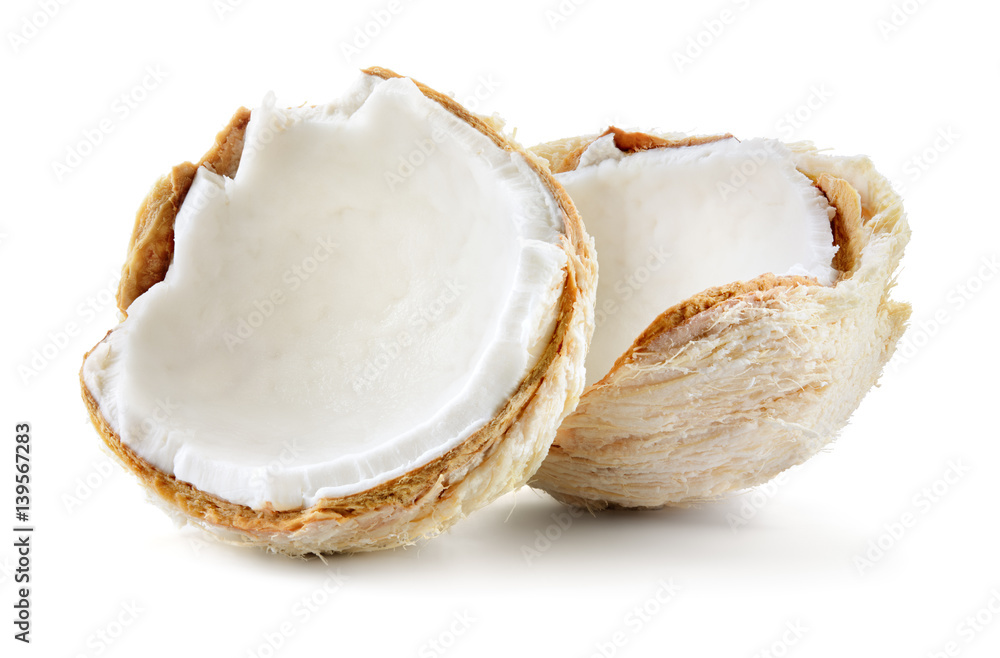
82;74;568;511
556;135;838;386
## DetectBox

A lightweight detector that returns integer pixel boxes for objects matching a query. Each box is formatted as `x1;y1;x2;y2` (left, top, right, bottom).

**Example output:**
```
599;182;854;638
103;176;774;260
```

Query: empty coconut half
80;67;596;554
529;128;910;509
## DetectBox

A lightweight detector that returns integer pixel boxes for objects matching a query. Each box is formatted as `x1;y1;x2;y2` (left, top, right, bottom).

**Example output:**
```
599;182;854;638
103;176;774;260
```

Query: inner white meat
558;135;837;387
82;75;568;510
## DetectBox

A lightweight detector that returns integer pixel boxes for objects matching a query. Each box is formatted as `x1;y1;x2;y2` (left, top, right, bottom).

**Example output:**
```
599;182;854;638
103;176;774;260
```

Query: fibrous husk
80;68;597;554
529;128;909;509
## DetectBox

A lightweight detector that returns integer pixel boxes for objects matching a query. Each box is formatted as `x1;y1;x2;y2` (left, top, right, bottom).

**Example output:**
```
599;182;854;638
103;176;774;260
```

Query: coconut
529;128;910;509
80;67;597;554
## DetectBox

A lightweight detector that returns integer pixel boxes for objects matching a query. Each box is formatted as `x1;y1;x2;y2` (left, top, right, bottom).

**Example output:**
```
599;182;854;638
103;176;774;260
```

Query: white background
2;0;998;656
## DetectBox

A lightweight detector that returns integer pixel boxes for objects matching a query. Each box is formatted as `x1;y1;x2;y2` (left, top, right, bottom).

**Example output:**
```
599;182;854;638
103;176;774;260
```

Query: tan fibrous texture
82;68;597;554
117;107;250;313
528;131;910;509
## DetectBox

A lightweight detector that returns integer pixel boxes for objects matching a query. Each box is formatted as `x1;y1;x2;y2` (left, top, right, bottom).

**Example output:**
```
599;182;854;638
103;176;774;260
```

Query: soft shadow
162;488;863;592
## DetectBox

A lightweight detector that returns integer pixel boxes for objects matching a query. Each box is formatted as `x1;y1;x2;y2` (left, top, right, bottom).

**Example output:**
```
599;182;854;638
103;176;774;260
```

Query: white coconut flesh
82;75;568;511
557;135;839;386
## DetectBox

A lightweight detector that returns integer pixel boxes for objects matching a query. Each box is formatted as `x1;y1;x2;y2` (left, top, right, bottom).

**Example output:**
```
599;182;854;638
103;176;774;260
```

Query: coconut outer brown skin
80;67;598;554
528;128;910;510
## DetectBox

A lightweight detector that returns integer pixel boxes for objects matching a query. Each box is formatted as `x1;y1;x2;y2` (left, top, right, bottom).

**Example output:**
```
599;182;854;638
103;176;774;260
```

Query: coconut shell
529;128;909;509
80;68;597;554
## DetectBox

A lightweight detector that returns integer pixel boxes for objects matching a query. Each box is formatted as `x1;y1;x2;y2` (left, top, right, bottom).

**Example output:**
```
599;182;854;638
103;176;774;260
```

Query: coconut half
80;67;596;554
529;128;910;509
